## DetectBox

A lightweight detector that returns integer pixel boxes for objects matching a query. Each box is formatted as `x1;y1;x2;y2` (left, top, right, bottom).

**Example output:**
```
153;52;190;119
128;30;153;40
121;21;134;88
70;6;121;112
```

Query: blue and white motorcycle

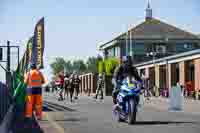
112;76;142;124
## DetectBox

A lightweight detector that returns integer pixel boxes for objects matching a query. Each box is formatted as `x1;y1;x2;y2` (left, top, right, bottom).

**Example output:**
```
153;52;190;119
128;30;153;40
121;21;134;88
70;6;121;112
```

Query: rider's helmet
122;56;132;66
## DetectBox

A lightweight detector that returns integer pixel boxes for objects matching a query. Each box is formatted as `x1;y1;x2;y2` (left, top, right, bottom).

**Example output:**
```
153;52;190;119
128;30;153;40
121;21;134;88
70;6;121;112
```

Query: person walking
73;74;81;100
58;74;65;101
24;63;46;120
64;73;70;100
94;73;104;100
140;72;151;100
69;72;75;102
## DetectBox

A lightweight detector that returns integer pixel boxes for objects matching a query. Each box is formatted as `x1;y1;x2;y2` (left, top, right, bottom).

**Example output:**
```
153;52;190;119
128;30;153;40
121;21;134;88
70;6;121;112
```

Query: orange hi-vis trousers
25;94;42;119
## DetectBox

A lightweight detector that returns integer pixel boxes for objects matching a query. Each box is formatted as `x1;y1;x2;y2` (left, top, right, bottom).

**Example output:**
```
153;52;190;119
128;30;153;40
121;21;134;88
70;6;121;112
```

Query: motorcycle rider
112;56;142;104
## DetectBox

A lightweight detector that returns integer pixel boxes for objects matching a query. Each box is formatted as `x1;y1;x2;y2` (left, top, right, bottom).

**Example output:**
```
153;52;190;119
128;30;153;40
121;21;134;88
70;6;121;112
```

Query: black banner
33;17;45;69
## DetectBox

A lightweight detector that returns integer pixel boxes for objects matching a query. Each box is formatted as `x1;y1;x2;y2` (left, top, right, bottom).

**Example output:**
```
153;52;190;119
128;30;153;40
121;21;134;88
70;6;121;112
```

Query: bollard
169;85;184;111
195;90;199;100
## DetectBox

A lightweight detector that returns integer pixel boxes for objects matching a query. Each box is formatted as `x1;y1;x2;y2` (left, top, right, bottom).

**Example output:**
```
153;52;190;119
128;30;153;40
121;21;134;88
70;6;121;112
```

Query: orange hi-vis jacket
24;69;45;88
24;69;45;94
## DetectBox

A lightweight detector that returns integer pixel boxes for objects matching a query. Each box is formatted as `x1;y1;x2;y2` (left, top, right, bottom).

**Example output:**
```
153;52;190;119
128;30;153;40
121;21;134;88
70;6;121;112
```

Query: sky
0;0;199;82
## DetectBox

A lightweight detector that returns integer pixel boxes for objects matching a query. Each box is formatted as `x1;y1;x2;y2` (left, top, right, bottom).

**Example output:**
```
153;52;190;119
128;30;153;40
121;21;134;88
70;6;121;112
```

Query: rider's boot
112;89;119;104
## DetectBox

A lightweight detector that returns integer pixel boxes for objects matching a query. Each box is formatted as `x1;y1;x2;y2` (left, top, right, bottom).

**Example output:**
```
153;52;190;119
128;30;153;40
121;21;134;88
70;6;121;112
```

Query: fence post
91;74;94;93
6;41;13;95
84;76;87;94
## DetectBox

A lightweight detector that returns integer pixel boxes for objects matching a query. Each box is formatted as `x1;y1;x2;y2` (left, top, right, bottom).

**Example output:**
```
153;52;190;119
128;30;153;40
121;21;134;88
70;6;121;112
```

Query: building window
133;43;145;55
176;43;193;52
115;46;120;57
107;47;117;57
176;43;186;52
112;47;115;56
184;43;193;49
107;49;111;57
121;44;126;56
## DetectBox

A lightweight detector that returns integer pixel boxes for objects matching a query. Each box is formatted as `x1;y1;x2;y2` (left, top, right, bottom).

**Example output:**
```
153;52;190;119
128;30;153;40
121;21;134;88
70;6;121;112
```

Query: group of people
56;72;81;102
54;55;149;105
22;55;145;121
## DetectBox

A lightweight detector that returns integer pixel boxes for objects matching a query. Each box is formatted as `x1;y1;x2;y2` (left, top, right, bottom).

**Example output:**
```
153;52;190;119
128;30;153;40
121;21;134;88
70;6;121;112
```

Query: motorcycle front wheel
127;98;137;124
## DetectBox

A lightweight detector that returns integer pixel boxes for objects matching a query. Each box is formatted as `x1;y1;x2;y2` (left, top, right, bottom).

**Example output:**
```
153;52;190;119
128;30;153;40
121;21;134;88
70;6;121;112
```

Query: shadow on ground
9;105;54;133
55;117;89;122
0;104;44;133
43;101;76;112
43;105;54;112
124;121;197;125
10;104;65;133
12;116;44;133
0;103;76;133
40;117;88;122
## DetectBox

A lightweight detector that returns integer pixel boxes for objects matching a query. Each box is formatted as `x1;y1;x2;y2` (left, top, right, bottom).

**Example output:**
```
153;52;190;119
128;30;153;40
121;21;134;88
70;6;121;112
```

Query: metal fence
0;82;11;124
79;73;97;96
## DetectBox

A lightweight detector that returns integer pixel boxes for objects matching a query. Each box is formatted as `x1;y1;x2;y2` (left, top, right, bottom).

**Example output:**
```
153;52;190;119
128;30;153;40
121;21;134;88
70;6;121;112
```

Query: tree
73;60;87;74
65;61;73;74
50;57;66;75
86;57;98;74
97;57;119;76
50;56;101;76
104;57;119;76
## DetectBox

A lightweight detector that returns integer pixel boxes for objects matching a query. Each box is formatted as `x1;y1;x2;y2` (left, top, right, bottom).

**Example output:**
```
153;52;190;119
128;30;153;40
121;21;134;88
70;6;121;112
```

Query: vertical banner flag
16;36;33;75
33;17;45;69
25;37;33;73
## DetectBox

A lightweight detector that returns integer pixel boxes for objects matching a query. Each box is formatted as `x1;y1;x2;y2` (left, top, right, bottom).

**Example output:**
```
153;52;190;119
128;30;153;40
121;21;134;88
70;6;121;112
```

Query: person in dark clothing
112;56;142;104
64;73;70;100
73;74;81;99
68;72;76;102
